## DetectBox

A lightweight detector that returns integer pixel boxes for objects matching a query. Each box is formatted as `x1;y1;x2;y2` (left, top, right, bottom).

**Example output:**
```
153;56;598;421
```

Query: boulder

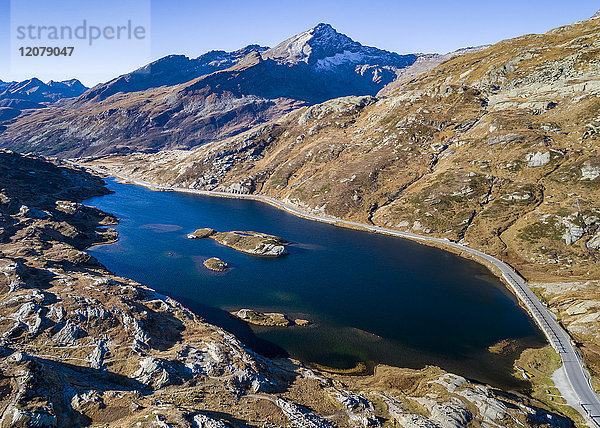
193;414;229;428
525;151;550;167
587;232;600;250
187;228;215;239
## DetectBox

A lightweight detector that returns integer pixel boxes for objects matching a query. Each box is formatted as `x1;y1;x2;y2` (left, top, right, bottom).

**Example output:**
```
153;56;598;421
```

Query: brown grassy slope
0;73;304;158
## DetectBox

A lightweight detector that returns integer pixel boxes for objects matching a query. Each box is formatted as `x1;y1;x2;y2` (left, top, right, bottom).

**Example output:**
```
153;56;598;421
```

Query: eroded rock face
526;151;550;167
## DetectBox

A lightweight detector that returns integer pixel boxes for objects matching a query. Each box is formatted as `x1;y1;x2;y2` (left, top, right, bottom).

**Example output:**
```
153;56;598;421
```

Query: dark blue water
86;179;545;390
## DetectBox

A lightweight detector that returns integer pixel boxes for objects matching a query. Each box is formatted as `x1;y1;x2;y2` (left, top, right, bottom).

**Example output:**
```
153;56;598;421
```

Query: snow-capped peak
263;23;416;73
264;23;361;65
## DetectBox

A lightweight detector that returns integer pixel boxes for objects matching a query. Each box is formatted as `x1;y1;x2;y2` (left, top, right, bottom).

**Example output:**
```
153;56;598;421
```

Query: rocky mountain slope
0;150;575;426
378;46;490;96
0;24;418;158
80;45;268;102
83;14;600;387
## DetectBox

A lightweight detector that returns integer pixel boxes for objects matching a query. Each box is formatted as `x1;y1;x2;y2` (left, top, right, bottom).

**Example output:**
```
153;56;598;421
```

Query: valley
1;9;600;427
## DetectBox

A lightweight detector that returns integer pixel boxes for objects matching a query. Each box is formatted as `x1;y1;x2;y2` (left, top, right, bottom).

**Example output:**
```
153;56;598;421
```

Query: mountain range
0;77;88;133
0;77;87;108
80;45;268;102
0;23;421;156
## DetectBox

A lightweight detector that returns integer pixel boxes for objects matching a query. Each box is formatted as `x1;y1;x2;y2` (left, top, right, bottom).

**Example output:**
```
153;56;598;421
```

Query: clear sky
0;0;598;87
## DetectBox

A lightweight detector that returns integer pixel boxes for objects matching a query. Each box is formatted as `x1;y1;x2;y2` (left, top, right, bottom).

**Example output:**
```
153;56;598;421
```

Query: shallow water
86;178;545;390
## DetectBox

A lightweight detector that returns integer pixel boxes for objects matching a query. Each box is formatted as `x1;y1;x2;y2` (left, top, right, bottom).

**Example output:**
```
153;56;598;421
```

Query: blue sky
0;0;598;86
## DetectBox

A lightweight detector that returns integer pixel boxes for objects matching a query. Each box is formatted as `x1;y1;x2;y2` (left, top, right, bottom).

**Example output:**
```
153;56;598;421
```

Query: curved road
83;166;600;426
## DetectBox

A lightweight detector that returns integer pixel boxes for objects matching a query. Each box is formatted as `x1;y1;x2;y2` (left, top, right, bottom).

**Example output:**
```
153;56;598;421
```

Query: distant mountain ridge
79;24;416;105
0;80;13;92
0;77;88;131
265;23;414;70
0;77;87;108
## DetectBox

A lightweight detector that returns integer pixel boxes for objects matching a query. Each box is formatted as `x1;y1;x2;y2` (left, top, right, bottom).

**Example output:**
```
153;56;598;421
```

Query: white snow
315;50;366;71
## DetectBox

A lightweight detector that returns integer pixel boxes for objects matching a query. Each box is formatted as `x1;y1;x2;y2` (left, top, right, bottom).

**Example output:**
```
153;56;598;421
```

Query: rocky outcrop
233;309;291;327
192;414;229;428
587;232;600;250
187;228;215;239
203;257;228;271
526;151;551;167
275;398;332;427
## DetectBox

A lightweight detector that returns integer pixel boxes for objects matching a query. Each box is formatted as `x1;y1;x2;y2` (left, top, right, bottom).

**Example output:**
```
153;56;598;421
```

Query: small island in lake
233;309;291;327
203;257;228;271
187;228;288;256
232;309;311;327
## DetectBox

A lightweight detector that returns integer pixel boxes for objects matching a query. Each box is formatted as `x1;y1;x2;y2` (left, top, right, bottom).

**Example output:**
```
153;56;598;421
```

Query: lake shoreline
78;163;596;424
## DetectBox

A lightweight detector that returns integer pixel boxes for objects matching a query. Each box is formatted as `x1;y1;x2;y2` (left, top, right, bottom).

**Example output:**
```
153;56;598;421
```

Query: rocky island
203;257;228;271
232;309;311;327
233;309;291;326
187;228;214;239
188;228;288;256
